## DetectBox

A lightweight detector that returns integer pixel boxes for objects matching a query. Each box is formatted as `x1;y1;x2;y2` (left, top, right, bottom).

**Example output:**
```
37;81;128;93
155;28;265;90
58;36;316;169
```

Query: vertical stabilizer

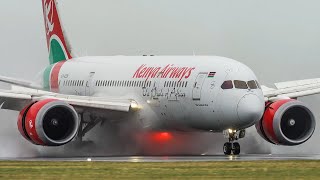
42;0;72;64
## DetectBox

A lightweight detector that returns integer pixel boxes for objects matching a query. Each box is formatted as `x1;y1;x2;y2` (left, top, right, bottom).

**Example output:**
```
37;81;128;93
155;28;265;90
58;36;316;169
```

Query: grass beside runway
0;161;319;179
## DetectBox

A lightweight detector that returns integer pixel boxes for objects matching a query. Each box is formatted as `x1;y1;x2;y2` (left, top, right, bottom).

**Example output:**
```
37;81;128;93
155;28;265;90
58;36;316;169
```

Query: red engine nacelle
256;99;316;145
17;99;79;146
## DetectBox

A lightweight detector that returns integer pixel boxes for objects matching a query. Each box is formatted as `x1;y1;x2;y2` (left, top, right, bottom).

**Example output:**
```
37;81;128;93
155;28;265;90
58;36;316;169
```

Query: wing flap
0;88;133;112
275;78;320;89
0;90;33;110
263;78;320;101
33;95;132;112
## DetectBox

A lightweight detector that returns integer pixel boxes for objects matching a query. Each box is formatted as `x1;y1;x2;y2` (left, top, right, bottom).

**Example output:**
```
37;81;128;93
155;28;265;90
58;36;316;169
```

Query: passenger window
221;80;233;89
248;80;258;89
234;80;248;89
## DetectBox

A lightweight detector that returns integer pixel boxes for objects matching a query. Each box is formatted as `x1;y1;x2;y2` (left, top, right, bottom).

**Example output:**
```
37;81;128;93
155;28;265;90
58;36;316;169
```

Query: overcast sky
0;0;320;84
0;0;320;156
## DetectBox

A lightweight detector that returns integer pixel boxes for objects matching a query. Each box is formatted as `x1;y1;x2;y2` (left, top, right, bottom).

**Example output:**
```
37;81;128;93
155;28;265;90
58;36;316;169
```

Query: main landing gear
76;113;103;143
223;129;245;155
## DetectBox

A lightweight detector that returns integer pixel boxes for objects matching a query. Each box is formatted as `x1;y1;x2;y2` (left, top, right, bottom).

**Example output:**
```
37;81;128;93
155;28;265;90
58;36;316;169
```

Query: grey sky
0;0;320;156
0;0;320;83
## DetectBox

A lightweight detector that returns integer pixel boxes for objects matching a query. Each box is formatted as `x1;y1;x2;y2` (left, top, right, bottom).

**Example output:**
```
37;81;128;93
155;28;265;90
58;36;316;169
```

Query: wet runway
1;154;320;162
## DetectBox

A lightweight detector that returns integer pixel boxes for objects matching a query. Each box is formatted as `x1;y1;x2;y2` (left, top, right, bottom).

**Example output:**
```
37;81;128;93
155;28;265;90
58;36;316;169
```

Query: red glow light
153;132;173;142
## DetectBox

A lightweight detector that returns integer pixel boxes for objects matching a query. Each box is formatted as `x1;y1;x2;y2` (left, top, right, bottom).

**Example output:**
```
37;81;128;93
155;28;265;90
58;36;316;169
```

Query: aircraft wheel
233;142;240;155
223;142;232;155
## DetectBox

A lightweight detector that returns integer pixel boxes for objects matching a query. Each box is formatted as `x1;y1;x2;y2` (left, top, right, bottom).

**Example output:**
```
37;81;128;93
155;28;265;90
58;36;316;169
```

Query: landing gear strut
223;129;245;155
76;113;103;143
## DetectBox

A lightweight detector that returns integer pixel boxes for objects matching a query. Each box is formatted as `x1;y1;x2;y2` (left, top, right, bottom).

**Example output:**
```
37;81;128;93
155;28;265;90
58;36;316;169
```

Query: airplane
0;0;317;155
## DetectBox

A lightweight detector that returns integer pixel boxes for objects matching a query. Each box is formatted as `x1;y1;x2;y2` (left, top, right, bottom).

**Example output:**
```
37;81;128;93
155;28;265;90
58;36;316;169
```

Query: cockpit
221;80;261;90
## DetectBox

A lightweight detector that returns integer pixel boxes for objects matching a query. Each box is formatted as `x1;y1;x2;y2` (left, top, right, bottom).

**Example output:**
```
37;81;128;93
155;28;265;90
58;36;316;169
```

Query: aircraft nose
237;94;264;126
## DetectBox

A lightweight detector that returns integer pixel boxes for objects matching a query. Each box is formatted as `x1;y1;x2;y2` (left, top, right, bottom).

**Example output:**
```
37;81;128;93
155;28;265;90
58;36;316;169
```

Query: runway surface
1;154;320;162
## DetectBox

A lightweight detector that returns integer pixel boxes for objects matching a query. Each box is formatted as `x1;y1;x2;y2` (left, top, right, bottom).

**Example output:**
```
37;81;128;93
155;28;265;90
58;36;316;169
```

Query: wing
263;78;320;101
0;86;136;113
0;75;42;90
0;75;136;112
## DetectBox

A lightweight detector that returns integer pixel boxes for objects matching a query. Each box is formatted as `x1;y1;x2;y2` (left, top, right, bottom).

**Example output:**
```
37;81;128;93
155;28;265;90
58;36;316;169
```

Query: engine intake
256;99;316;146
17;99;79;146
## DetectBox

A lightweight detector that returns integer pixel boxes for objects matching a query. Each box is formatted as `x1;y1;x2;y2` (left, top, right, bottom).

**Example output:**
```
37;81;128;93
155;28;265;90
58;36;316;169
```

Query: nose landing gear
223;129;245;155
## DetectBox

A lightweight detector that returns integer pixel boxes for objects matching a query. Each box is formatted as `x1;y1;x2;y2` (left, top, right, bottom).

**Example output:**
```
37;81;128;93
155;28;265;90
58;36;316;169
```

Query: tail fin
42;0;72;64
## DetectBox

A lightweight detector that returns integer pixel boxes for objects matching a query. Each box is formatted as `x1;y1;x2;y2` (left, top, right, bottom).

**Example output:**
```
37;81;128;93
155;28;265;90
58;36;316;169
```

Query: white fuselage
43;56;265;132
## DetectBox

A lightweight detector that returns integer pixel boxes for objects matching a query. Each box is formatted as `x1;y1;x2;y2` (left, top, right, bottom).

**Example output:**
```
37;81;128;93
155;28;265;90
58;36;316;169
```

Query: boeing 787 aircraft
0;0;317;155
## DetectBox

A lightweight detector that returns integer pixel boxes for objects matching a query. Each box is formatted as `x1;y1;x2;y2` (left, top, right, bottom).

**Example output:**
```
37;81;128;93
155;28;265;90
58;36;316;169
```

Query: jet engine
17;99;79;146
256;99;315;145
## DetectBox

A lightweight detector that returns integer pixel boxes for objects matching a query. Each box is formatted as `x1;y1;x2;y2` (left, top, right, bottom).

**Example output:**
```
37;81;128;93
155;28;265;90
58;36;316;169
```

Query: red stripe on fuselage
50;61;65;92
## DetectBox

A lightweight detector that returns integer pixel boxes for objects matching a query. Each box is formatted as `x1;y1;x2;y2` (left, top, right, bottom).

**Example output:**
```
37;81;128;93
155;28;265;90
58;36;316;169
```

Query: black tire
233;142;240;155
239;130;246;139
223;142;232;155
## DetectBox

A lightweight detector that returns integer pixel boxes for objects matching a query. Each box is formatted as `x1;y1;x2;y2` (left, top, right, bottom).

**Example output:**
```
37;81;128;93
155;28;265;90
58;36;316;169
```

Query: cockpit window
221;80;233;89
247;80;258;89
234;80;248;89
255;80;261;89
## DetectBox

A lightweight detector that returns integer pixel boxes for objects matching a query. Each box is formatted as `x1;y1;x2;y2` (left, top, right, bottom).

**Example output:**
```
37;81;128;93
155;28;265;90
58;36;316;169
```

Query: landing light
131;101;141;110
228;129;237;134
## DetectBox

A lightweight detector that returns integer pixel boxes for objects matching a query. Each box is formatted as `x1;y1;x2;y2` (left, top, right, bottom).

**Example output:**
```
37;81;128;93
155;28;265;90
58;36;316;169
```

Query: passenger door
85;72;95;96
192;73;207;100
